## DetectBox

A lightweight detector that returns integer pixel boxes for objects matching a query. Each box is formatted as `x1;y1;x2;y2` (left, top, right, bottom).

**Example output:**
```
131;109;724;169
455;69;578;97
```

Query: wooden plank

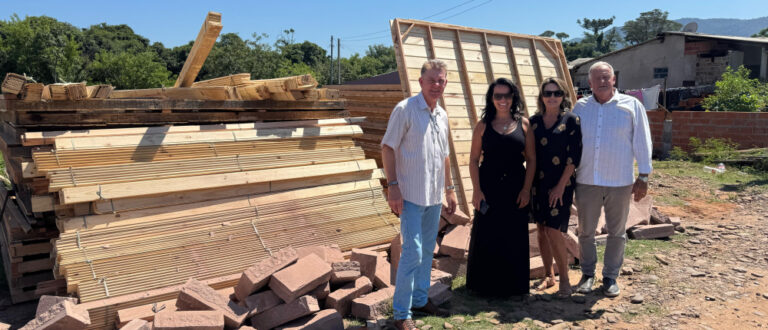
507;36;530;116
191;73;251;87
174;12;223;87
53;125;361;150
1;99;346;112
2;73;27;94
59;159;378;204
109;86;236;100
325;84;402;92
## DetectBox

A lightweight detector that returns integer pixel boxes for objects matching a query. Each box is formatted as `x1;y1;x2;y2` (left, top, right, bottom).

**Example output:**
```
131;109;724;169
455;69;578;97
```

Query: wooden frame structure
390;18;575;214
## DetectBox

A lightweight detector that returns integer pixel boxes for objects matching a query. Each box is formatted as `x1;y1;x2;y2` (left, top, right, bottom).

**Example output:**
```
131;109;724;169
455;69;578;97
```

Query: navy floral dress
529;111;582;232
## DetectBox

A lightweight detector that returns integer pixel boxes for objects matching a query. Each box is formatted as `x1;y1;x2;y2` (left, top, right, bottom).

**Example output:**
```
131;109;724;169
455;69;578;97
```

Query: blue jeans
393;200;442;320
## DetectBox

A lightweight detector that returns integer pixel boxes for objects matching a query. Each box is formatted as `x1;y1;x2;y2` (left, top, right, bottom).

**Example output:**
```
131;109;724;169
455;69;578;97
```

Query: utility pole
337;38;341;84
330;36;334;85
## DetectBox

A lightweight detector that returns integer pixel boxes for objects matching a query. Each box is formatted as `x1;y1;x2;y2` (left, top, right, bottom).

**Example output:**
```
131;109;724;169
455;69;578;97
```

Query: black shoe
576;275;595;294
602;277;620;297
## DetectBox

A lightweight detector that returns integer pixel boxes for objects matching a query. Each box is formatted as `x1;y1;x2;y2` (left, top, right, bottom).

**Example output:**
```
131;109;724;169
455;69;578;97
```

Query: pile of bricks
574;197;681;244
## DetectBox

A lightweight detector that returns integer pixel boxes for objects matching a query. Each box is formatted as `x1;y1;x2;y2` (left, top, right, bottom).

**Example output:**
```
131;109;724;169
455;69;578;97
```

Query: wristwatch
387;180;399;186
637;175;649;183
445;185;456;191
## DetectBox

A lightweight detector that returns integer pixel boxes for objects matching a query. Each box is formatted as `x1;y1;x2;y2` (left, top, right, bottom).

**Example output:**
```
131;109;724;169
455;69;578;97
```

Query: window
653;67;668;79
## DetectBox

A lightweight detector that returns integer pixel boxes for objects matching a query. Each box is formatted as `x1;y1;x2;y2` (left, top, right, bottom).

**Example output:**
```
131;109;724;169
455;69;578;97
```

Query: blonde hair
420;59;448;76
536;77;572;115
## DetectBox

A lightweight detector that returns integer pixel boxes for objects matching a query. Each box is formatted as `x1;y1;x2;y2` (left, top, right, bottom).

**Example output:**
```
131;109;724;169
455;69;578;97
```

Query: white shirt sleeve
632;100;653;174
381;104;408;151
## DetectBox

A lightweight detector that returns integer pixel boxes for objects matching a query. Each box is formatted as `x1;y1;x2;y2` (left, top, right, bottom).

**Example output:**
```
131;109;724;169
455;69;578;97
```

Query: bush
689;137;739;163
702;66;768;112
668;146;690;161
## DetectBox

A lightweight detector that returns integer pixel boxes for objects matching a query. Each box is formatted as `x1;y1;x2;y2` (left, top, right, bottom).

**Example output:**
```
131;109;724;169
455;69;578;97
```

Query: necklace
500;119;515;132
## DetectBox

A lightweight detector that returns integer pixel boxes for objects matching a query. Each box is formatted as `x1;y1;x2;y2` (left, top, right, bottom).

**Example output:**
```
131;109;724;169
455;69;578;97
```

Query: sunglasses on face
542;90;564;97
492;93;513;100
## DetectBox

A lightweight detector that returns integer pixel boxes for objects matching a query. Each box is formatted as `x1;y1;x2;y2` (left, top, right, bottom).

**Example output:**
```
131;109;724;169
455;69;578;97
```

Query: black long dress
466;121;530;297
530;112;582;232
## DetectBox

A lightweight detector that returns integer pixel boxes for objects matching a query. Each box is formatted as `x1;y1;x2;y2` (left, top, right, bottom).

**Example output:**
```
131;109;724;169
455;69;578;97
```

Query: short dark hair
536;77;572;114
481;78;523;124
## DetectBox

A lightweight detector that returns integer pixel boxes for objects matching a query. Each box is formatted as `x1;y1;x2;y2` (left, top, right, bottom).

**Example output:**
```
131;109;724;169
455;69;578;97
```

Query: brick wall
646;110;768;152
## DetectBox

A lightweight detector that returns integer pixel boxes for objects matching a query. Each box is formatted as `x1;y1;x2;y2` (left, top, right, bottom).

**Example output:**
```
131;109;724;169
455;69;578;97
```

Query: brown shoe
394;318;419;330
412;301;449;317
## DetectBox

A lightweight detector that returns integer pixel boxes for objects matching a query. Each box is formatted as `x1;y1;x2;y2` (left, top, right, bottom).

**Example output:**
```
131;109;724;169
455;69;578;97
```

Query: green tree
555;32;570;41
87;51;173;89
539;30;555;37
622;9;682;45
81;23;150;60
200;33;254;80
577;16;619;54
752;27;768;38
0;14;85;83
702;66;767;112
365;44;397;73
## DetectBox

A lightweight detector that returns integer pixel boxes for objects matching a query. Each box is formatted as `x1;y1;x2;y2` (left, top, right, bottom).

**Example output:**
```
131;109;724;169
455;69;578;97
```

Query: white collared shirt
573;90;653;187
381;93;451;206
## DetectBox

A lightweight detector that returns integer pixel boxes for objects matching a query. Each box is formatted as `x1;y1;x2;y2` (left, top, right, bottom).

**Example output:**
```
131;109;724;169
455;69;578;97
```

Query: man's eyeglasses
492;93;513;101
542;90;564;97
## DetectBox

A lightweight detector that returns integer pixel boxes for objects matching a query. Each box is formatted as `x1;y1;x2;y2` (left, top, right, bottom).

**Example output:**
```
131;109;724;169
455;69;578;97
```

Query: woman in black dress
529;77;582;298
466;78;536;298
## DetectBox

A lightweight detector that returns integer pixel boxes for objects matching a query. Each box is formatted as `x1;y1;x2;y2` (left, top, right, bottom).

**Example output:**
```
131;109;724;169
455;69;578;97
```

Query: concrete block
20;301;90;330
430;268;453;285
275;309;344;330
438;225;471;259
309;281;330;301
269;254;332;303
234;247;298;302
628;224;675;239
296;245;345;264
529;223;540;258
389;234;402;283
529;256;563;279
35;295;78;317
350;287;396;320
595;234;608;245
329;261;360;284
251;295;320;330
326;277;373;316
432;256;465;276
626;196;652;230
152;311;224;330
120;319;151;330
427;282;452;306
351;248;379;281
441;201;470;225
176;278;248;328
564;230;581;260
244;290;283;317
373;257;392;289
650;206;671;224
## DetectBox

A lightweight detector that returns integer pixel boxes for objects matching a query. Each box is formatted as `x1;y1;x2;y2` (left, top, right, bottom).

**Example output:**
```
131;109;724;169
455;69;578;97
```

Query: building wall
573;35;697;90
645;111;768;153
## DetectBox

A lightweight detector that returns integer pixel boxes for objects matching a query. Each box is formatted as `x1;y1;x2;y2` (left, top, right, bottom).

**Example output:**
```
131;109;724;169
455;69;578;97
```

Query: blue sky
3;0;766;57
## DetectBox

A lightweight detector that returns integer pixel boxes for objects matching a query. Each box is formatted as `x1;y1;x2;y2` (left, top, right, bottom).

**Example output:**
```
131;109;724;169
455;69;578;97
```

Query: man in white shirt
381;59;458;330
573;61;653;297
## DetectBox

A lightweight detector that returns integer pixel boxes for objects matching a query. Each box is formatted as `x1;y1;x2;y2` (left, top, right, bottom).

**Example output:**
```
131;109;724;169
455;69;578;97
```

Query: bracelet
387;180;398;186
445;185;455;191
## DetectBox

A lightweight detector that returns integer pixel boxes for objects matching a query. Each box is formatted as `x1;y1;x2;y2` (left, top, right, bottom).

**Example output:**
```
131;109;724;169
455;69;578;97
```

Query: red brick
153;311;224;330
628;224;675;239
373;256;393;289
250;295;320;330
275;309;344;330
234;247;298;302
350;287;396;320
441;202;470;225
269;254;332;303
350;248;379;281
35;295;78;317
175;278;248;328
427;282;452;306
296;245;345;264
329;261;361;284
309;282;331;301
438;225;471;259
120;319;151;330
529;256;574;279
326;277;373;316
244;290;283;317
20;301;90;330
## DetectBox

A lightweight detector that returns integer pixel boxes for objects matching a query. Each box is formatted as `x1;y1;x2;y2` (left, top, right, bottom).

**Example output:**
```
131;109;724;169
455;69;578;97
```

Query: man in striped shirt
382;59;458;330
573;61;653;298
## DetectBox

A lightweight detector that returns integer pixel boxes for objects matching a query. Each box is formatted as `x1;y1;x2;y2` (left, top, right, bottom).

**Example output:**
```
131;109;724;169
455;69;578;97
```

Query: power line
423;0;475;20
434;0;492;22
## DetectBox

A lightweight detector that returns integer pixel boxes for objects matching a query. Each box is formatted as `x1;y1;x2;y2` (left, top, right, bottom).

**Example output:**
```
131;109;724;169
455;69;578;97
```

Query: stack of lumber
325;84;403;166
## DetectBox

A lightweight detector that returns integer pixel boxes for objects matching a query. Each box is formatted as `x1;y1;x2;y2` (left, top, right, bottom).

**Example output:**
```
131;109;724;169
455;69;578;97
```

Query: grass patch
596;233;688;274
654;160;768;193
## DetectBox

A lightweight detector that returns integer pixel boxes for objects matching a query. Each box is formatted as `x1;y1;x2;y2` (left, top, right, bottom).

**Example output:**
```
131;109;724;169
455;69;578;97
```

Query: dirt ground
1;167;767;329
